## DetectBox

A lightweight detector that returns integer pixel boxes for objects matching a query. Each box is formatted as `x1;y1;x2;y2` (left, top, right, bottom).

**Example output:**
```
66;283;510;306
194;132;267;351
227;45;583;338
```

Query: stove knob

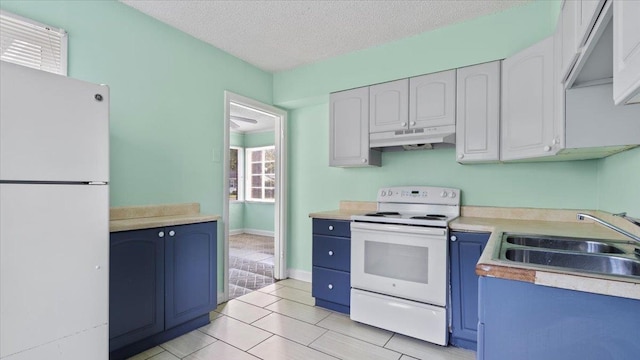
450;192;457;198
381;190;387;196
441;191;448;198
387;190;393;196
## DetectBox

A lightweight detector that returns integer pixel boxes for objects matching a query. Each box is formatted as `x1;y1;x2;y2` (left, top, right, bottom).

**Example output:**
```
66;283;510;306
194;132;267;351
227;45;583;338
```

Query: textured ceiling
120;0;532;72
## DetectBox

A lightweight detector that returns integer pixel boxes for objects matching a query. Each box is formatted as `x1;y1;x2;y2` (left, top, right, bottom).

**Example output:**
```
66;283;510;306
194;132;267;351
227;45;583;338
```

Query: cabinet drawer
312;219;351;237
313;235;350;271
312;267;350;306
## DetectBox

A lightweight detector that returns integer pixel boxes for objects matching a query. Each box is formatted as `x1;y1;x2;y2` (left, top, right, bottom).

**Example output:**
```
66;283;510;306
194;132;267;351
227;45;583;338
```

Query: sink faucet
577;213;640;244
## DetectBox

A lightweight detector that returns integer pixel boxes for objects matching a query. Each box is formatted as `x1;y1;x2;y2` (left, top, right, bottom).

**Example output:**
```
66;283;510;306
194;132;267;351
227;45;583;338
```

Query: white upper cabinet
575;0;606;48
369;79;409;133
409;70;456;129
330;87;381;167
455;61;500;163
501;36;558;161
560;0;580;83
613;0;640;105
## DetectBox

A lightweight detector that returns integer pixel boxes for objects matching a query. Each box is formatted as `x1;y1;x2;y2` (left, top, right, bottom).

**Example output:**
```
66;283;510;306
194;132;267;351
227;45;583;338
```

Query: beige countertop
110;203;220;232
308;200;376;220
310;203;640;300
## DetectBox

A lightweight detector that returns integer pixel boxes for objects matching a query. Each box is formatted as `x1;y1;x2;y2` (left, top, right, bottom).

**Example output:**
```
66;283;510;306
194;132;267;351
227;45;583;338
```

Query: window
229;146;244;201
0;10;68;75
245;146;275;202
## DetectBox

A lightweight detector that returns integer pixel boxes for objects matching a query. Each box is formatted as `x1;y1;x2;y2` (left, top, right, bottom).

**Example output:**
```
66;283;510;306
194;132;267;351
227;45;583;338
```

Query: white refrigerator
0;61;109;360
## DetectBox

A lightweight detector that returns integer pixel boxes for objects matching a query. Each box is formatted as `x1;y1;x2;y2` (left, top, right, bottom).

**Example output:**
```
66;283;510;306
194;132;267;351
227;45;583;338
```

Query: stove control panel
377;186;460;205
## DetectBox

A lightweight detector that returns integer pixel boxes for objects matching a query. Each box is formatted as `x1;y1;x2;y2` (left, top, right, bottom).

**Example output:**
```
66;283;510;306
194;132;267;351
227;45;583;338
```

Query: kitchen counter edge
110;214;220;233
309;210;640;300
450;217;640;300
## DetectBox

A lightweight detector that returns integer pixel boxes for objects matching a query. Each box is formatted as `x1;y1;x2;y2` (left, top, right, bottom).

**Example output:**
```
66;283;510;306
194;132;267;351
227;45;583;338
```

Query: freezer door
0;61;109;182
0;184;109;359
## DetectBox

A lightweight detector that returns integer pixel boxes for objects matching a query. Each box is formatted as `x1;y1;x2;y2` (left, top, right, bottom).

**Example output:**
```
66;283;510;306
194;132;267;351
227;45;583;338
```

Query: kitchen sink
498;233;640;279
505;235;625;254
504;249;640;277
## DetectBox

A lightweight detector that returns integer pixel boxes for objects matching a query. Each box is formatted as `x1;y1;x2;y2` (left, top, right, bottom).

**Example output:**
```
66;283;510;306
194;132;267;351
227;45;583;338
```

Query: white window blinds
0;10;67;75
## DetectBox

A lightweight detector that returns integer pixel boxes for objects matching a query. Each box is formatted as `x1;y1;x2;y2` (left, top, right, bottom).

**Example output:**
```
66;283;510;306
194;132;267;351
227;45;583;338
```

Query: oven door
351;222;448;306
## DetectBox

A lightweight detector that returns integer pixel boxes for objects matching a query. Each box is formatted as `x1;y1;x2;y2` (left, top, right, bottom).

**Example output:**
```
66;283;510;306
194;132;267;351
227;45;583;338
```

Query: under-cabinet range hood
370;125;456;150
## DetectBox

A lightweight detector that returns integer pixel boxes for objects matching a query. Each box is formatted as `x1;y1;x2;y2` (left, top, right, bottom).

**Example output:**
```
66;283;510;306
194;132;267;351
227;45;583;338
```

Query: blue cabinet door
165;222;217;329
478;276;640;360
449;231;489;350
109;228;165;352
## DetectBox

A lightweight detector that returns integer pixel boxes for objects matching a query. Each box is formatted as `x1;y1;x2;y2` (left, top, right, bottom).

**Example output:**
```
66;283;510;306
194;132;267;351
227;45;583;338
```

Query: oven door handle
351;222;446;236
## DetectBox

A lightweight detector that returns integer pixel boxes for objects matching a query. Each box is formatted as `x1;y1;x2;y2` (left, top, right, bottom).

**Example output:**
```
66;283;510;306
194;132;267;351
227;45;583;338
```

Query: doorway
222;92;287;302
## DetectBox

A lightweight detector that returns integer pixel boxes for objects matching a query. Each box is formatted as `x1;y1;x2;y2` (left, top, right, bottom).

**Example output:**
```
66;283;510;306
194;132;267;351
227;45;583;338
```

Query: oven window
364;241;429;284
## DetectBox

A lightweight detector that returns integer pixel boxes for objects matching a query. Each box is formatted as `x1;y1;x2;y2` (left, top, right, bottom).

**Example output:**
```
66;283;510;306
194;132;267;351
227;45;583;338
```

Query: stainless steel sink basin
504;249;640;277
505;235;625;254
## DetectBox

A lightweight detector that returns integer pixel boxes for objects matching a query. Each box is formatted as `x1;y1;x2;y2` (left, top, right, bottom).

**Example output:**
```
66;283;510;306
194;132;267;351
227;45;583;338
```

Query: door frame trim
222;91;287;303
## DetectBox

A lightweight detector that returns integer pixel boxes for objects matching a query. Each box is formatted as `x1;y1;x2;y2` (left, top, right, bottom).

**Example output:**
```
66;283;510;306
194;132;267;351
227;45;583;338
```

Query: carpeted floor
228;233;275;299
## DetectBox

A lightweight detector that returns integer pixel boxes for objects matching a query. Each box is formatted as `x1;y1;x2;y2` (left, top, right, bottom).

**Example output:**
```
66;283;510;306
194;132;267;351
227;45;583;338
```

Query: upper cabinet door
575;0;606;48
613;0;640;105
409;70;456;129
369;79;409;133
560;0;580;83
501;36;558;161
329;88;381;167
455;61;500;163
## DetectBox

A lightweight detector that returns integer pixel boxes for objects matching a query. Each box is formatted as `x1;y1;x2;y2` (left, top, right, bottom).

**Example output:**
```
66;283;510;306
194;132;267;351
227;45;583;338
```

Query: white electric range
350;186;461;346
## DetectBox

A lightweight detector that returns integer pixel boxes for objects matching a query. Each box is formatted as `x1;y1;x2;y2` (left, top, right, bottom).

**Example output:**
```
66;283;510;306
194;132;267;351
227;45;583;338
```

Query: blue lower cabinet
449;231;490;350
109;228;165;352
312;266;350;312
165;222;217;329
109;221;217;360
312;219;351;314
478;276;640;360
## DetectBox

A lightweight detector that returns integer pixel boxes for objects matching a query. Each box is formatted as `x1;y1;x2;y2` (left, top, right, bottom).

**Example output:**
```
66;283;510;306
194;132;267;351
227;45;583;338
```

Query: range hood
370;124;456;150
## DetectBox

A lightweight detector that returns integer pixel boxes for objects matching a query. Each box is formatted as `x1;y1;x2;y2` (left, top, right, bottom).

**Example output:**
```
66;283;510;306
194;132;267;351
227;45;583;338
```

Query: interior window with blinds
0;10;68;75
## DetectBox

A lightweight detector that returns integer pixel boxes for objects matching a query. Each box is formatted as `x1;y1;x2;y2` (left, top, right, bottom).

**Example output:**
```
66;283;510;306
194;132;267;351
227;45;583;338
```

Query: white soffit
119;0;532;73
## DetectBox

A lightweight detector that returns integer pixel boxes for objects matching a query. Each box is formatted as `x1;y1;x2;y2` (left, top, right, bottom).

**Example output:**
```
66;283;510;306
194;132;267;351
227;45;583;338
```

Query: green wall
229;131;276;233
597;147;640;218
274;0;561;108
1;0;272;216
1;0;273;292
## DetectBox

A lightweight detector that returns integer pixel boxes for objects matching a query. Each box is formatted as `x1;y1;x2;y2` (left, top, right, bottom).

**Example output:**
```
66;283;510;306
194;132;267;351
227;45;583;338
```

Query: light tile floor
128;279;475;360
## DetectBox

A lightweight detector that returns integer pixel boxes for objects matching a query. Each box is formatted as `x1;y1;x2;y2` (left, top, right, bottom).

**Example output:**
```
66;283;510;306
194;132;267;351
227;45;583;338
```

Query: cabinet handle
410;121;416;126
451;235;457;242
328;225;334;231
328;250;334;256
457;154;464;160
361;158;367;163
544;146;551;152
401;122;407;127
169;230;175;237
158;231;165;238
328;284;333;290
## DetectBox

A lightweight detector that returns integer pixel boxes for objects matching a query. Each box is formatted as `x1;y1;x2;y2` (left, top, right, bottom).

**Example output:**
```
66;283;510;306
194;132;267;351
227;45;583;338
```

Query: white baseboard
287;268;312;283
229;229;243;235
236;229;275;237
244;229;275;237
